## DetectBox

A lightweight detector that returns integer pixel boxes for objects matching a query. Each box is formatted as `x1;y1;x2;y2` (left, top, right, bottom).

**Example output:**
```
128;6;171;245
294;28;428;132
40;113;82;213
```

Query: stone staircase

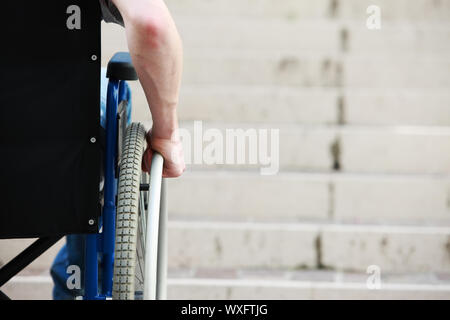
163;0;450;299
1;0;450;299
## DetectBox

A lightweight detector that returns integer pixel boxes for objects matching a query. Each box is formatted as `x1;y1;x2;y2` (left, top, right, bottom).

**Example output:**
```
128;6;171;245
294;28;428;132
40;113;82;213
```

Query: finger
145;129;153;143
141;150;147;172
142;130;153;172
142;148;153;172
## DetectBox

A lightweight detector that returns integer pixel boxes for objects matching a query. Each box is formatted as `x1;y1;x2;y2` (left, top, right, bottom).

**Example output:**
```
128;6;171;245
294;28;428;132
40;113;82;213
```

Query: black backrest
0;1;102;238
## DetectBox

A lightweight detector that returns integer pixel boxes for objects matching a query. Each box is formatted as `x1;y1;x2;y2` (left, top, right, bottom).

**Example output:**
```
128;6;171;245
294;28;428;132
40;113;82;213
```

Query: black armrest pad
106;52;138;81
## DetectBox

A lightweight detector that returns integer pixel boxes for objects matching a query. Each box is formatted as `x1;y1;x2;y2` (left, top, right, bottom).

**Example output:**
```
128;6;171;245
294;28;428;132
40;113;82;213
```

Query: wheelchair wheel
112;122;165;300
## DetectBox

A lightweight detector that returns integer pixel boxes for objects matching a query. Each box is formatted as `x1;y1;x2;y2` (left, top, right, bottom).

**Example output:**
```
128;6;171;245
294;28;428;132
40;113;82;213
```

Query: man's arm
111;0;184;177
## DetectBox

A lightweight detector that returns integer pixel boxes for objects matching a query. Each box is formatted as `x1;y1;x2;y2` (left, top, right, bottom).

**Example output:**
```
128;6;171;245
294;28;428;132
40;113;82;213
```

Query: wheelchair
0;2;168;300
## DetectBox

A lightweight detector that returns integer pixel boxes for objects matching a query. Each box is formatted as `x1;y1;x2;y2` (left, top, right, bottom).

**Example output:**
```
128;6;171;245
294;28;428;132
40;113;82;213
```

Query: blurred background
2;0;450;299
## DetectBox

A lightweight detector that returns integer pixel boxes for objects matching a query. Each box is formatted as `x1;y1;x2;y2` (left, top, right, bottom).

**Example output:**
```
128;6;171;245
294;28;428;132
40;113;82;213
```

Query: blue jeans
50;69;132;300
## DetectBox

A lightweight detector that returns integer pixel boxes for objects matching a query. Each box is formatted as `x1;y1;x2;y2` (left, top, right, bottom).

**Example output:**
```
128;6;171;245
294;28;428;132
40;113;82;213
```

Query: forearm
112;0;183;140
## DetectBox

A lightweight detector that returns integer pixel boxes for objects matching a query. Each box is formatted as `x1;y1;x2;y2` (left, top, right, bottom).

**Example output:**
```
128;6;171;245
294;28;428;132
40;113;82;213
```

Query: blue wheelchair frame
83;51;144;299
84;77;129;300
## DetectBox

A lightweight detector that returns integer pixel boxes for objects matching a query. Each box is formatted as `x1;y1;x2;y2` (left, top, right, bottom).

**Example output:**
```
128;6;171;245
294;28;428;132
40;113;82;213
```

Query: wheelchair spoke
135;181;148;289
135;248;144;285
139;191;147;254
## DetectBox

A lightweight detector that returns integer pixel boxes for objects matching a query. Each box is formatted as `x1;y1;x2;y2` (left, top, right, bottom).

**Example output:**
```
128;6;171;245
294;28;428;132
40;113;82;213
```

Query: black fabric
0;1;102;238
99;0;124;26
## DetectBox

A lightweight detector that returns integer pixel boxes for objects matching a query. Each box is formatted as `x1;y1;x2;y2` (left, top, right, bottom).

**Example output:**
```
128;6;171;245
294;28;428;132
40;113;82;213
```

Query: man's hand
142;129;185;178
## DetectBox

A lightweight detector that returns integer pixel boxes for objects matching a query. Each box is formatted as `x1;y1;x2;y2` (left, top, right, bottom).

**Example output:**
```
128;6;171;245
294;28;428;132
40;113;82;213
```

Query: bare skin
111;0;185;177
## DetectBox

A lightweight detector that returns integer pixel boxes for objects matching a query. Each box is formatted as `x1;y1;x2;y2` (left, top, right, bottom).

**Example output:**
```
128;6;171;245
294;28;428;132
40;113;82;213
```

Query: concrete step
167;221;450;273
181;51;342;87
128;84;450;127
343;55;450;89
173;18;450;54
4;269;450;299
168;221;318;270
180;52;450;88
169;280;450;300
128;85;450;126
343;89;450;126
338;0;450;22
176;86;339;125
0;238;65;272
342;23;450;54
168;267;450;299
175;18;340;53
176;123;450;174
166;0;335;20
338;126;450;174
176;86;450;126
168;171;450;224
321;224;450;273
166;0;450;22
1;274;53;300
3;221;449;279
